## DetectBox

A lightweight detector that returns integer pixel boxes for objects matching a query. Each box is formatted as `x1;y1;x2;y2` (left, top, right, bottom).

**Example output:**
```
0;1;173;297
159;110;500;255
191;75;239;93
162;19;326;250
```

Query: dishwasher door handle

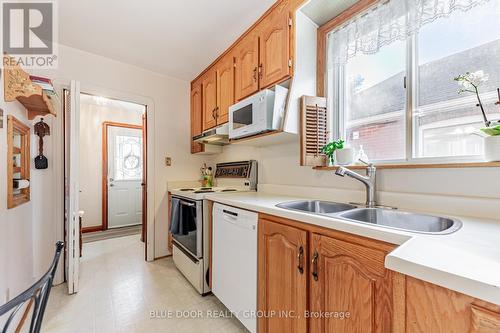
223;209;238;217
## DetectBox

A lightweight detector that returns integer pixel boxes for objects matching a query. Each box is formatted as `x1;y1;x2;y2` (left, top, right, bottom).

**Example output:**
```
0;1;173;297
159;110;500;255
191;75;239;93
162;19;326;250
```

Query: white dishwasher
212;203;258;333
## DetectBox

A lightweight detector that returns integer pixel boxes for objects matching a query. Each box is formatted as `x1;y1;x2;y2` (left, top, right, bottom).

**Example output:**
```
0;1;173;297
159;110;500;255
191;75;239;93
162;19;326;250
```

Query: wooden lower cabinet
257;214;403;333
258;217;308;333
256;213;500;333
406;277;500;333
310;233;403;333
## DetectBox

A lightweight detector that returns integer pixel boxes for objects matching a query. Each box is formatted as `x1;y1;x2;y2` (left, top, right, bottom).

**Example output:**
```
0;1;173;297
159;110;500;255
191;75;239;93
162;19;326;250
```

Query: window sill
313;161;500;170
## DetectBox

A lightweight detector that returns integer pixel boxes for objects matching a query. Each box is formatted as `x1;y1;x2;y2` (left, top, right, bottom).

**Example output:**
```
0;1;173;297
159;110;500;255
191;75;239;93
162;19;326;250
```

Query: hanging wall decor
34;118;50;169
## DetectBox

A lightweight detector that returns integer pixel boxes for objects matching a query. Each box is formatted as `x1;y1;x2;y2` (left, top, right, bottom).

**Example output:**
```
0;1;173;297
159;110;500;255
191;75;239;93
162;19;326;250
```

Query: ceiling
301;0;359;26
59;0;275;81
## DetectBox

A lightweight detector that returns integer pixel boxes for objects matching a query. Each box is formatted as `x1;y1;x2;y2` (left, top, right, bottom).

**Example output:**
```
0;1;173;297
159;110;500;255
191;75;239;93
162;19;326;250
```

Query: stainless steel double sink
276;200;462;234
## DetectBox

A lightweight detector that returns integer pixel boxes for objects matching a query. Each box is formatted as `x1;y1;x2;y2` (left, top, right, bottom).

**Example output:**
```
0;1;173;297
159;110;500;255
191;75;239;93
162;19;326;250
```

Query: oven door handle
180;200;196;207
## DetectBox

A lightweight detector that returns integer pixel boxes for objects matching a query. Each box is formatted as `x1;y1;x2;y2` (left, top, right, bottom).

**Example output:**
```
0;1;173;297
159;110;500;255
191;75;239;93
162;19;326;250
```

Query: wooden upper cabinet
258;0;291;89
216;54;234;125
190;0;295;148
310;233;401;333
234;30;259;101
190;81;203;154
258;217;308;333
202;69;217;131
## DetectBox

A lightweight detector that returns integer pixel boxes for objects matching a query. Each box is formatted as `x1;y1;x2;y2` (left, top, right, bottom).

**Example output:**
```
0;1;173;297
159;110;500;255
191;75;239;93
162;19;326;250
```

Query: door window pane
341;41;407;161
114;135;142;180
415;1;500;158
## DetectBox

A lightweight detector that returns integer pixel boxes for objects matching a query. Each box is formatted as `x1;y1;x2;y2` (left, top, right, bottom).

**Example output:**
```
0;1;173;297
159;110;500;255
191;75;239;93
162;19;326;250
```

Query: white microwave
229;89;276;139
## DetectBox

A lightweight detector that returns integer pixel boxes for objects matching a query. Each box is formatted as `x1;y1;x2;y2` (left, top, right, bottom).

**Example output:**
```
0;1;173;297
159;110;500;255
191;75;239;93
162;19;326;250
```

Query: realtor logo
1;1;58;68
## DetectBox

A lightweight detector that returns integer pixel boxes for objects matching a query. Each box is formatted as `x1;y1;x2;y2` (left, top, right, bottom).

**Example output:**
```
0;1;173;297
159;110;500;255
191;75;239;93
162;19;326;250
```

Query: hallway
43;235;247;333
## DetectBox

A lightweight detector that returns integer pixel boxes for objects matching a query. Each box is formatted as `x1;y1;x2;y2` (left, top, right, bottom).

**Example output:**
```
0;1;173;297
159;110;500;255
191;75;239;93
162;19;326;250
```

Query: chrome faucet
335;160;376;207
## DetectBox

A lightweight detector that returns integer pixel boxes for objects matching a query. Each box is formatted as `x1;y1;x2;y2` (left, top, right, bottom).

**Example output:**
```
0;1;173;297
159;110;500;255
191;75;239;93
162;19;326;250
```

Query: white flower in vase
454;70;491;127
455;70;489;93
454;71;500;161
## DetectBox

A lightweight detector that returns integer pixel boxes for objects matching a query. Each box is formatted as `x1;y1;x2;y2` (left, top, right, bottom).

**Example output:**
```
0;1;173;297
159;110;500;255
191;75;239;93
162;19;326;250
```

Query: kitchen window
327;0;500;164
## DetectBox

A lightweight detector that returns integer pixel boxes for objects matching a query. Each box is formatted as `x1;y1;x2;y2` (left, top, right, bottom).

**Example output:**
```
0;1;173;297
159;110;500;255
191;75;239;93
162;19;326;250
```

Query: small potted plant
454;71;500;161
336;145;355;165
322;139;351;166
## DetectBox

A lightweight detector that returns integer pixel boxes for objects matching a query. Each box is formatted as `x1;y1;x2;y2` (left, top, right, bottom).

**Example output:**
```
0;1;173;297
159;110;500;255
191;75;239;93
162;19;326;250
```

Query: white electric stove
170;160;257;295
169;186;245;201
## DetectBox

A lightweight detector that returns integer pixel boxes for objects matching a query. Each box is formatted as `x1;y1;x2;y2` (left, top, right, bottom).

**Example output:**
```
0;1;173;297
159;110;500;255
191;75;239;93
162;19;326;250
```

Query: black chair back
0;241;64;333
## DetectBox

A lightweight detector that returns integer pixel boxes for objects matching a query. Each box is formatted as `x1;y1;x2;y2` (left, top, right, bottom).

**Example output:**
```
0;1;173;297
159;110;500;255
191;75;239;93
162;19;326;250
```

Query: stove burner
194;190;215;193
179;188;194;191
199;187;213;190
221;189;237;192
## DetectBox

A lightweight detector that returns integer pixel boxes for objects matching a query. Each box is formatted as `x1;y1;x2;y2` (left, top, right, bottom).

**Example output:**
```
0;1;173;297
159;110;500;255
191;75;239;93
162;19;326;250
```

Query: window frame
318;0;499;168
333;38;409;162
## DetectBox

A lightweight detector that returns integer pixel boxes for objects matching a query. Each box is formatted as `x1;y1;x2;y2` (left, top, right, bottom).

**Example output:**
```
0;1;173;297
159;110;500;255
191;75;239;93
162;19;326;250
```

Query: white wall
79;98;143;228
215;140;500;220
0;85;37;303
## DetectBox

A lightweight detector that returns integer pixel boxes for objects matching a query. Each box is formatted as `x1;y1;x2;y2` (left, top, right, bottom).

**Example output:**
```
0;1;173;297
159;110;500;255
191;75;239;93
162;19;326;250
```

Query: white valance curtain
327;0;491;67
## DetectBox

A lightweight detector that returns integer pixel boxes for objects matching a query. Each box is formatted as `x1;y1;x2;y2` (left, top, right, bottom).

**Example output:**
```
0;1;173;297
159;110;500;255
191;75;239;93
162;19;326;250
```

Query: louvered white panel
300;96;328;166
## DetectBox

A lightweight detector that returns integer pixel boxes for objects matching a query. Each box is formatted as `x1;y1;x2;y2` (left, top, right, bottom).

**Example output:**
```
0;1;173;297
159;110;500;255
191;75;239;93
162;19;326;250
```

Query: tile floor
43;235;248;333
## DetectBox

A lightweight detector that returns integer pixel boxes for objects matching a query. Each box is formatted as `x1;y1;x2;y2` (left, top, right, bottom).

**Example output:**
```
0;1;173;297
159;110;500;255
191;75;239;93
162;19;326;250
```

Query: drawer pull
297;246;304;274
312;251;319;281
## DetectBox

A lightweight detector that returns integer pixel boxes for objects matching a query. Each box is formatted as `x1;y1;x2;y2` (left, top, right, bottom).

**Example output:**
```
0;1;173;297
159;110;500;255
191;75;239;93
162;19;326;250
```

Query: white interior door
65;81;81;294
107;126;143;228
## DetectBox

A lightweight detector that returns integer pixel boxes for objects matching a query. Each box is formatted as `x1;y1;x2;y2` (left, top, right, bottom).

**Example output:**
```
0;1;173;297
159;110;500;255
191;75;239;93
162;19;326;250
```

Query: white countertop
205;191;500;305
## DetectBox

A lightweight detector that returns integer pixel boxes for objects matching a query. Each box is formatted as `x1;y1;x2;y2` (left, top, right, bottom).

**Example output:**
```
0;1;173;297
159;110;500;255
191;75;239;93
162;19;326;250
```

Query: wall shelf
3;58;58;120
7;115;31;209
313;161;500;170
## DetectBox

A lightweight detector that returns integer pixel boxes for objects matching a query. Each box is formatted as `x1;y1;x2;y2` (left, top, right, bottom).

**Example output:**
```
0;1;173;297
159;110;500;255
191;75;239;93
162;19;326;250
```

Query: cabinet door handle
259;63;263;79
297;246;304;274
312;251;319;281
212;108;217;119
253;67;257;82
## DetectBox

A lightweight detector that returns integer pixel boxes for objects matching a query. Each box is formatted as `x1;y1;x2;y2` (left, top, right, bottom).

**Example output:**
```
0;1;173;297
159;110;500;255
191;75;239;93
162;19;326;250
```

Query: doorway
78;94;147;241
63;83;154;295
